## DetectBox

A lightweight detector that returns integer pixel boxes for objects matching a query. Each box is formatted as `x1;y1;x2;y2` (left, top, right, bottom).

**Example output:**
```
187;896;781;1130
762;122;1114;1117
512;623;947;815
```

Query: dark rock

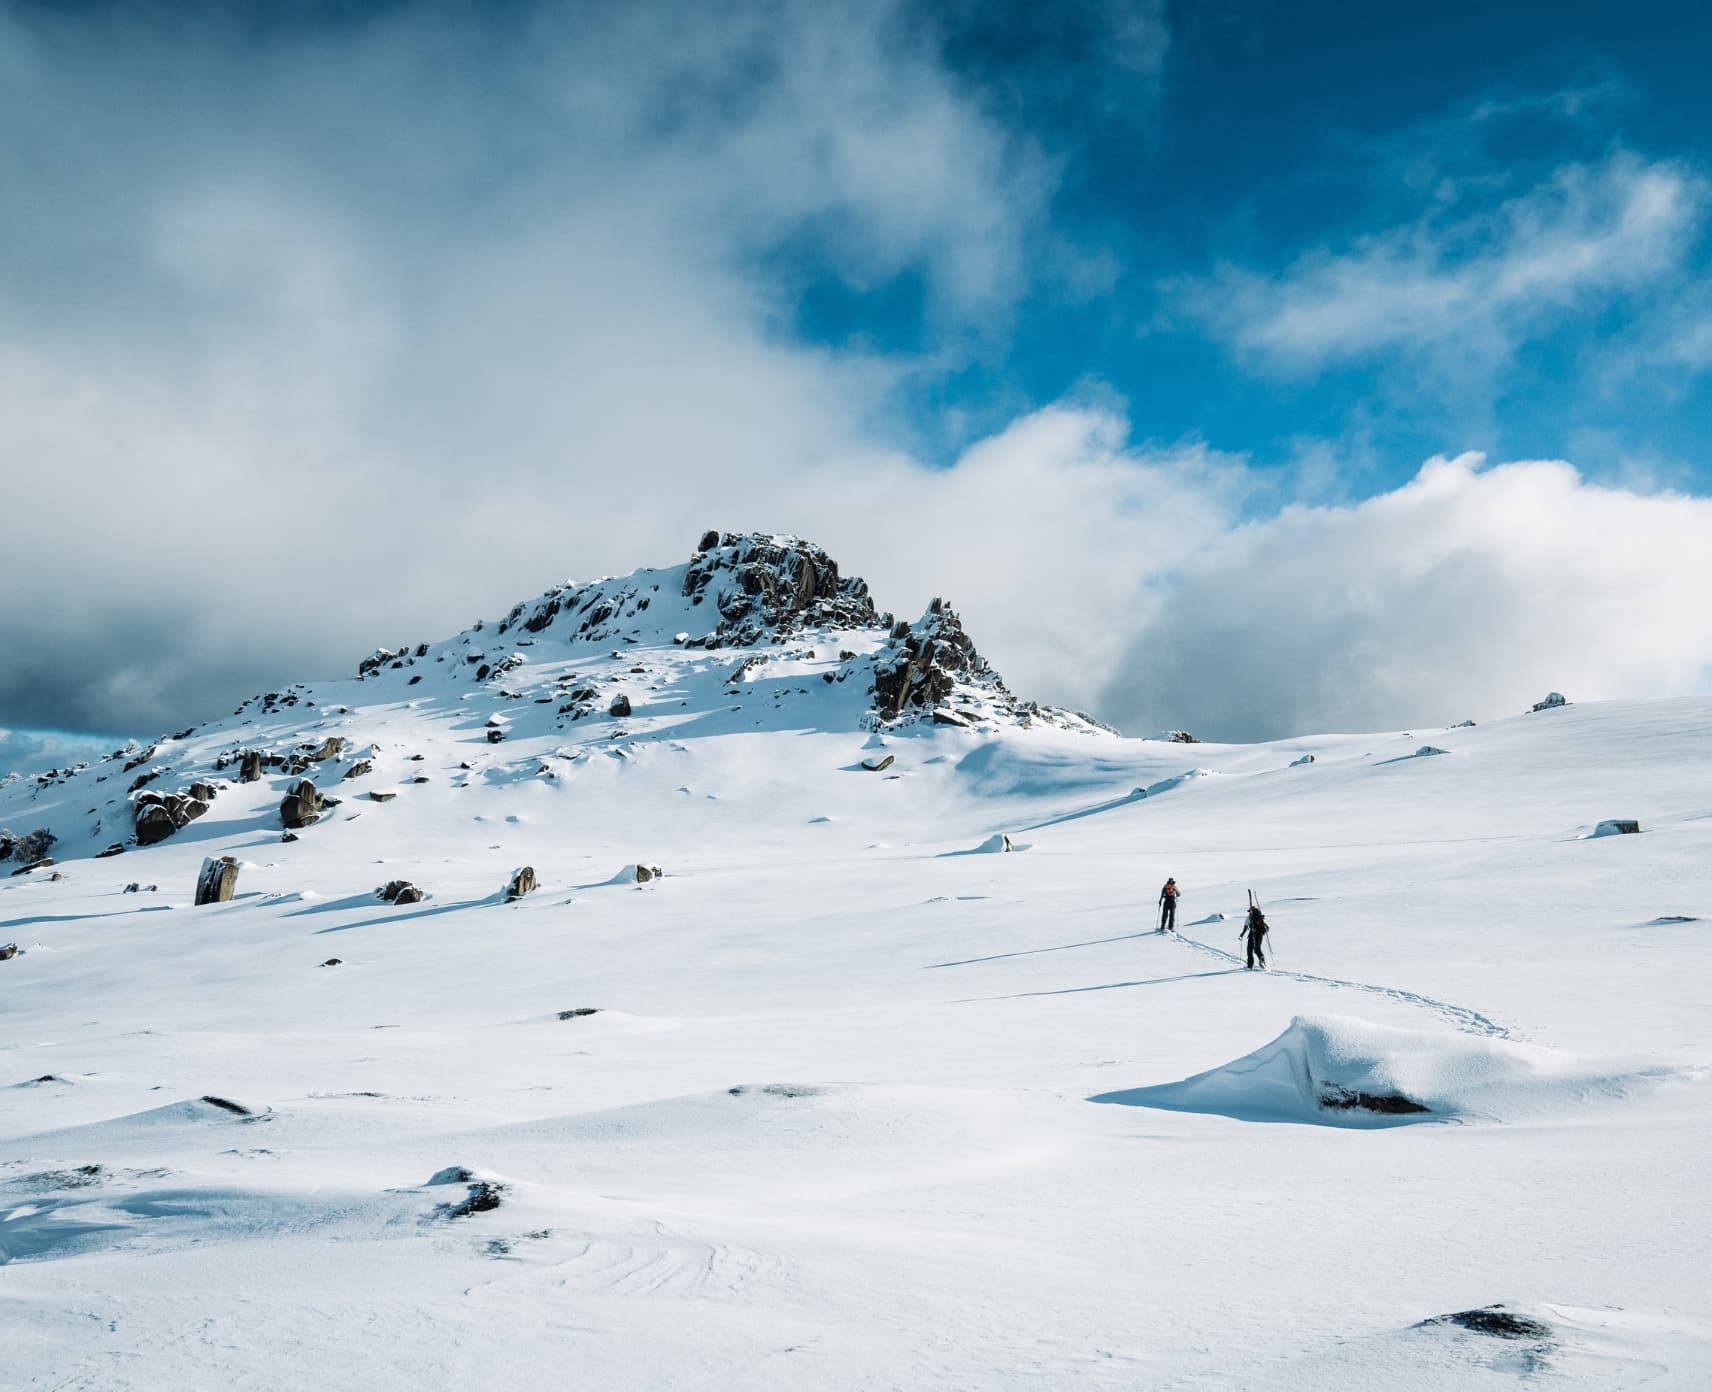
188;781;217;801
49;871;63;881
96;843;126;858
442;1181;505;1218
200;1095;251;1115
1531;691;1569;712
279;779;323;830
368;791;397;803
1167;730;1200;743
608;694;632;718
1319;1087;1430;1114
698;528;721;552
557;1007;599;1020
0;943;16;961
506;865;538;901
134;803;180;846
280;832;299;843
342;760;373;781
1425;1306;1552;1340
860;755;895;772
194;855;239;906
321;958;342;967
239;750;263;783
634;863;663;883
486;728;505;744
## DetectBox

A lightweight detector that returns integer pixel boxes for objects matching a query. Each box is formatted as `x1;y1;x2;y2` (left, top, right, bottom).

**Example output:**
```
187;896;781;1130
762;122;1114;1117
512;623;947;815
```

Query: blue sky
3;0;1712;769
789;1;1712;494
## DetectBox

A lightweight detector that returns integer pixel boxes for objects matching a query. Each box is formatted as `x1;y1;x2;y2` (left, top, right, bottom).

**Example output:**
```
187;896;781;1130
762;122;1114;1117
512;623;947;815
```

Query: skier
1240;901;1269;970
1157;877;1178;933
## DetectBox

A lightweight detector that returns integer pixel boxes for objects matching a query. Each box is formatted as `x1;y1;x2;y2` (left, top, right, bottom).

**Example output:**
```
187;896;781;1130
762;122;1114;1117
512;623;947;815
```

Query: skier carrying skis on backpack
1240;900;1269;969
1157;877;1179;933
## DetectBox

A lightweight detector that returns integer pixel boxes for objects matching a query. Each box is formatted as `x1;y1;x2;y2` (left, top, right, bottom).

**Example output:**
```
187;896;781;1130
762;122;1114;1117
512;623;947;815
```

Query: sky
4;0;1712;772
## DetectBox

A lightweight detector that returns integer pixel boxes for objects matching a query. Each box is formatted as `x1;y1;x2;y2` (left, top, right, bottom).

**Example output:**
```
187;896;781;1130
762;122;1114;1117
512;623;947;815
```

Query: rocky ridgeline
866;598;1107;733
674;532;886;647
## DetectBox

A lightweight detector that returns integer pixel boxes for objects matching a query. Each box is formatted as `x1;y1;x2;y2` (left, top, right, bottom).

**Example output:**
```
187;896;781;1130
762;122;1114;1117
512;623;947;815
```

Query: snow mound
1089;1015;1692;1127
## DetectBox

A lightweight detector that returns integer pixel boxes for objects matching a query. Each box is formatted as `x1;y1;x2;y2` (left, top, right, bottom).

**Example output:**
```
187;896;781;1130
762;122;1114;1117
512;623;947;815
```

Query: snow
3;581;1711;1388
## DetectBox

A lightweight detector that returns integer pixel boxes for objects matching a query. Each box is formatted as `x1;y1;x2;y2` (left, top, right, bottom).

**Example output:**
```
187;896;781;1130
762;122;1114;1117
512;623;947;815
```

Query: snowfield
2;541;1709;1389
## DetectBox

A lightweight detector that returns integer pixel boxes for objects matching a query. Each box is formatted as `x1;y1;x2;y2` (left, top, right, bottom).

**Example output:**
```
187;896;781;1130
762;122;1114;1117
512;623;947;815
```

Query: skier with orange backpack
1157;877;1179;933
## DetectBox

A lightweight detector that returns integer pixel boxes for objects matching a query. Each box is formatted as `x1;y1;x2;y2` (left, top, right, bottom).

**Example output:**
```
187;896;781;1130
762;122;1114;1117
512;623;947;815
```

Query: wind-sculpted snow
1091;1015;1699;1127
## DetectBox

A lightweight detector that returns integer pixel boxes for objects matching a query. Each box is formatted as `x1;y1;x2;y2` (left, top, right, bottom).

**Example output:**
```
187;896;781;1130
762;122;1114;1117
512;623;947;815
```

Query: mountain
0;531;1106;870
2;534;1710;1390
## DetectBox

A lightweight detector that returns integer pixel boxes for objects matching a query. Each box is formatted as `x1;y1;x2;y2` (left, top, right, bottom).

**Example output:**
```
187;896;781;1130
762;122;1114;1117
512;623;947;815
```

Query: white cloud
0;1;1061;735
1102;453;1712;738
1191;153;1707;370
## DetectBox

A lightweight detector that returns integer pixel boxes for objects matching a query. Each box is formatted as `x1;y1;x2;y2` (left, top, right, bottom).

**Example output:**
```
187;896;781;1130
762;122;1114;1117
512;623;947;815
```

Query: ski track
1167;928;1515;1039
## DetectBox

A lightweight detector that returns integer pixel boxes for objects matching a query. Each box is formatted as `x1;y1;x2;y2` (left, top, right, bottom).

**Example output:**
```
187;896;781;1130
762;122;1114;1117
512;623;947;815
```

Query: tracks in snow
1168;928;1515;1039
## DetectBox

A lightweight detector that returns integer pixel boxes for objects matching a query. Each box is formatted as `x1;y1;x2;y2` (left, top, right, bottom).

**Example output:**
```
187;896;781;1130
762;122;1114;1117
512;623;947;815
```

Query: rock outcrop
279;779;323;830
506;866;537;900
133;792;210;846
195;856;239;905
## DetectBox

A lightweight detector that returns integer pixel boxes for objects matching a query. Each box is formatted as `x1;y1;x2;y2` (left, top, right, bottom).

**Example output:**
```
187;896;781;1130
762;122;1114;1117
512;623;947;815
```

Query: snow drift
1090;1015;1693;1127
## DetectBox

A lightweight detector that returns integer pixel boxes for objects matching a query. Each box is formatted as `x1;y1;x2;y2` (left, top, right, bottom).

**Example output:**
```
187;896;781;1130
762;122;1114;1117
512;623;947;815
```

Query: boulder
279;779;323;830
134;802;180;846
342;760;373;781
195;856;240;906
378;879;425;904
634;863;664;883
368;791;397;803
321;958;342;967
304;736;345;761
506;866;538;901
188;781;217;802
0;943;16;961
1531;692;1569;712
609;693;632;718
239;750;263;783
860;754;895;772
96;843;126;858
485;728;505;744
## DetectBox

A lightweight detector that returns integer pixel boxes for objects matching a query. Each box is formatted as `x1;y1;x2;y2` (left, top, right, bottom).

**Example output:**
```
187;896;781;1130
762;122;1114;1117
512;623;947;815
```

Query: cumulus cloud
0;0;1062;736
1102;454;1712;739
1189;152;1707;370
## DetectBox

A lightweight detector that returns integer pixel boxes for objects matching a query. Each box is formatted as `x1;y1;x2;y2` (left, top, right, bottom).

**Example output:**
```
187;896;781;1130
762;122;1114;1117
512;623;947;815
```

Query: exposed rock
0;943;17;960
441;1180;505;1219
870;599;1004;724
558;1007;599;1020
239;750;263;783
195;856;240;906
698;528;720;552
368;791;397;803
506;865;538;901
608;694;632;718
860;754;894;772
1593;818;1641;836
200;1095;252;1115
96;843;126;858
188;781;217;802
1531;691;1569;712
342;761;373;781
377;879;425;905
486;727;505;744
321;958;342;967
279;779;323;830
134;802;181;846
634;863;663;883
1423;1306;1552;1341
1165;730;1200;744
280;832;299;843
1289;754;1315;767
1319;1086;1430;1114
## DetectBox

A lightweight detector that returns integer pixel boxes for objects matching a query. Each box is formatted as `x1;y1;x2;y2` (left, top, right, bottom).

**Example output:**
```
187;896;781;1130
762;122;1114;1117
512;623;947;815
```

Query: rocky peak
679;532;885;647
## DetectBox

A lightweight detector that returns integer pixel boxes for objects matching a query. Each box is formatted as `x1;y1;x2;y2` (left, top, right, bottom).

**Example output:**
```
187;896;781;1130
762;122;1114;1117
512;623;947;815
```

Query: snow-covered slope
3;536;1710;1390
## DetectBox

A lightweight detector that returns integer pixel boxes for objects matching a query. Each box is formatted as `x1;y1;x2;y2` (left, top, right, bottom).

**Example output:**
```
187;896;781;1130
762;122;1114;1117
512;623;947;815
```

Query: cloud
1188;151;1707;371
0;728;127;780
0;0;1064;736
1102;453;1712;739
